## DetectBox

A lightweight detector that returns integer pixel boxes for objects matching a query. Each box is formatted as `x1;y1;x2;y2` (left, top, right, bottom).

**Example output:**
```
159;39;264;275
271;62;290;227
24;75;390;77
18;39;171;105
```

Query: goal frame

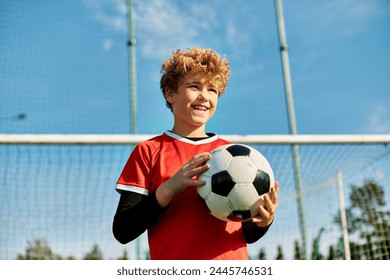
1;134;389;145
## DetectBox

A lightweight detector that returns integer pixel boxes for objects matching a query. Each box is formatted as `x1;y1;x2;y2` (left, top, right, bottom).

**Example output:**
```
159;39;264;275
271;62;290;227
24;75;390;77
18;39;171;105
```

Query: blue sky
1;0;390;260
1;0;389;135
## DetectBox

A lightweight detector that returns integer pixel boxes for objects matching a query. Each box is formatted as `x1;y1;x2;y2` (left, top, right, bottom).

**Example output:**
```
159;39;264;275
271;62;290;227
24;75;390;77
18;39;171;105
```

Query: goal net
2;0;389;261
1;134;389;260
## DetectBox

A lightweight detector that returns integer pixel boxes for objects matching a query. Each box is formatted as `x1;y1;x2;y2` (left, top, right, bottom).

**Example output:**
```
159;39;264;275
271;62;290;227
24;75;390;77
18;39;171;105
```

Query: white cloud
83;0;246;59
83;0;127;33
302;0;385;37
365;104;390;133
225;20;251;57
133;0;210;59
102;38;113;51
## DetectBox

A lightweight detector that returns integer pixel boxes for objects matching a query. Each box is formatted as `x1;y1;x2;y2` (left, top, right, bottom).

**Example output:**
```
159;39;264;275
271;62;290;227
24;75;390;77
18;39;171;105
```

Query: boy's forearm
155;182;175;208
242;220;272;244
112;190;168;244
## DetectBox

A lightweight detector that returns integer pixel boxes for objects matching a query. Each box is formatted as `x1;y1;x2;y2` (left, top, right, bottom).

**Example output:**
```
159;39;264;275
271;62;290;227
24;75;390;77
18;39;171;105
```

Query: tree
327;245;336;260
311;227;325;260
293;240;303;260
275;245;284;260
17;239;56;260
17;239;74;260
334;179;390;260
258;248;266;260
83;244;103;260
117;250;129;260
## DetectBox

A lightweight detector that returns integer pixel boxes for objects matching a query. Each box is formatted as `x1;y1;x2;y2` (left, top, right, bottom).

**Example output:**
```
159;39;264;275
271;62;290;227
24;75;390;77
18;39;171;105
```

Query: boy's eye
209;88;218;94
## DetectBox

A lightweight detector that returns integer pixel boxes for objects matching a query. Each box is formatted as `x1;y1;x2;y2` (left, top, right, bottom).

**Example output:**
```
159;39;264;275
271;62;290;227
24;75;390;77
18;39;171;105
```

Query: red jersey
116;131;249;260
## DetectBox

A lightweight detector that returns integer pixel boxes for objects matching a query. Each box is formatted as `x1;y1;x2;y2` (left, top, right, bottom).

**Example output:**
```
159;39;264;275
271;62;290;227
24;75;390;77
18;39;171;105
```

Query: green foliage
275;245;284;260
83;244;103;260
327;245;336;260
258;248;266;260
116;250;129;260
256;179;389;260
311;227;325;260
333;179;390;260
294;240;303;260
17;239;74;260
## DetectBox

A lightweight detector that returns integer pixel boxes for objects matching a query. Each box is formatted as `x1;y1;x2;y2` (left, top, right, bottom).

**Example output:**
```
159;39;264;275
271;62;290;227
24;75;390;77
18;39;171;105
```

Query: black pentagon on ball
211;170;235;197
228;210;252;222
226;144;251;157
253;170;271;196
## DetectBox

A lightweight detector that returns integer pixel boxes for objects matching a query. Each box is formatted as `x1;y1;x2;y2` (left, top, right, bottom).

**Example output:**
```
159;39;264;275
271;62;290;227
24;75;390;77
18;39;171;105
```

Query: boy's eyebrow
184;81;217;87
183;81;201;87
184;80;201;84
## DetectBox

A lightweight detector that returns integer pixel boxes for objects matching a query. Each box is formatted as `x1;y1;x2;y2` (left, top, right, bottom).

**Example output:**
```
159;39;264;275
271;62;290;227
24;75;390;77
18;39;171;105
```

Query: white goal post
1;134;390;145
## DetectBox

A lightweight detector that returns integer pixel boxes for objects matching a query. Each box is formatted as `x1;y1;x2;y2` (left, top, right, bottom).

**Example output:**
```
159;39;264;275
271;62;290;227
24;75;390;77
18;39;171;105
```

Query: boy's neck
170;126;208;138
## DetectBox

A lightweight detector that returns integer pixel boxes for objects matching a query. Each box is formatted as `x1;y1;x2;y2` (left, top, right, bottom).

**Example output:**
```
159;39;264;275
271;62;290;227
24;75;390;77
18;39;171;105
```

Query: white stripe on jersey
116;184;149;195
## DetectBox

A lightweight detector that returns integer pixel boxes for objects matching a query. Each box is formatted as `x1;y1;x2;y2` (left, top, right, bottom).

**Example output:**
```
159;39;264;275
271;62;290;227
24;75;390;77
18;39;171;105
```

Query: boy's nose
198;87;209;99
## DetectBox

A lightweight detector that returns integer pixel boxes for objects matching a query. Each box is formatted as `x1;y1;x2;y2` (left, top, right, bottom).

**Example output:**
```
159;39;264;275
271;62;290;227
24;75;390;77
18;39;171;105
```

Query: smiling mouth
192;105;209;111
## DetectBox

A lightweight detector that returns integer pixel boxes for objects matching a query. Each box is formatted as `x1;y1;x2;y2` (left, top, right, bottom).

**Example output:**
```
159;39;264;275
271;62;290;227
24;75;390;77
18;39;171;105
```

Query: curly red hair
160;47;230;110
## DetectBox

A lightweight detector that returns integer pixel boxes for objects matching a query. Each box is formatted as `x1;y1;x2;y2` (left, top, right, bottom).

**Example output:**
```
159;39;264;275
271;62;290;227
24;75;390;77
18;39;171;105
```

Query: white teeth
193;105;208;111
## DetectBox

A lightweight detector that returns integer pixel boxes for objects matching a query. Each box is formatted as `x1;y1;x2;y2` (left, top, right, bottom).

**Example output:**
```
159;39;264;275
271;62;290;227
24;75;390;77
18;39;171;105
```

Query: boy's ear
164;89;175;103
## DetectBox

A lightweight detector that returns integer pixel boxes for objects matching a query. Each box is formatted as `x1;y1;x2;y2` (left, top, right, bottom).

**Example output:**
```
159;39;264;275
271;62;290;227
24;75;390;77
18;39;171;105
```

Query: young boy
113;47;279;260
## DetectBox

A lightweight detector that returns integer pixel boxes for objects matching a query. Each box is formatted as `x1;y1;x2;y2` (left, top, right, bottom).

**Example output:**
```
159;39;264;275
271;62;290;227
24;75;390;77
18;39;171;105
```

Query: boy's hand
156;152;211;207
251;181;279;228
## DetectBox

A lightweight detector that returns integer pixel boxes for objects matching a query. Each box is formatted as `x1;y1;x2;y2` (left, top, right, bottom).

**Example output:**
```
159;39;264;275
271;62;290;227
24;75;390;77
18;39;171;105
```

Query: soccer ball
197;144;275;222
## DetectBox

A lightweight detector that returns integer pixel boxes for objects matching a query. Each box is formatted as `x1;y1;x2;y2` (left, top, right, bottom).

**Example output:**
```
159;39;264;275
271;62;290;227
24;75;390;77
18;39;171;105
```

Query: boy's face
166;72;220;134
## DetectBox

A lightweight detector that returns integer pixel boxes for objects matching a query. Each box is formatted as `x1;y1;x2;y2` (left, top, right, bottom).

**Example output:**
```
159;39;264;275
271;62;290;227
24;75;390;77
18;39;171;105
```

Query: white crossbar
0;134;389;145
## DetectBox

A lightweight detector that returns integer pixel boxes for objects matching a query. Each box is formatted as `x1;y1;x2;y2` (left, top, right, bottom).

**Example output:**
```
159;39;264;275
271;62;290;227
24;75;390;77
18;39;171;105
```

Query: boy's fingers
187;153;211;170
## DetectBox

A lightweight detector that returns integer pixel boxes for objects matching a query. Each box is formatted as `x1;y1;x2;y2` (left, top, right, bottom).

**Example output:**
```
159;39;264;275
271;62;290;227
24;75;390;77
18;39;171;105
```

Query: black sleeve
112;190;167;244
242;220;272;244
